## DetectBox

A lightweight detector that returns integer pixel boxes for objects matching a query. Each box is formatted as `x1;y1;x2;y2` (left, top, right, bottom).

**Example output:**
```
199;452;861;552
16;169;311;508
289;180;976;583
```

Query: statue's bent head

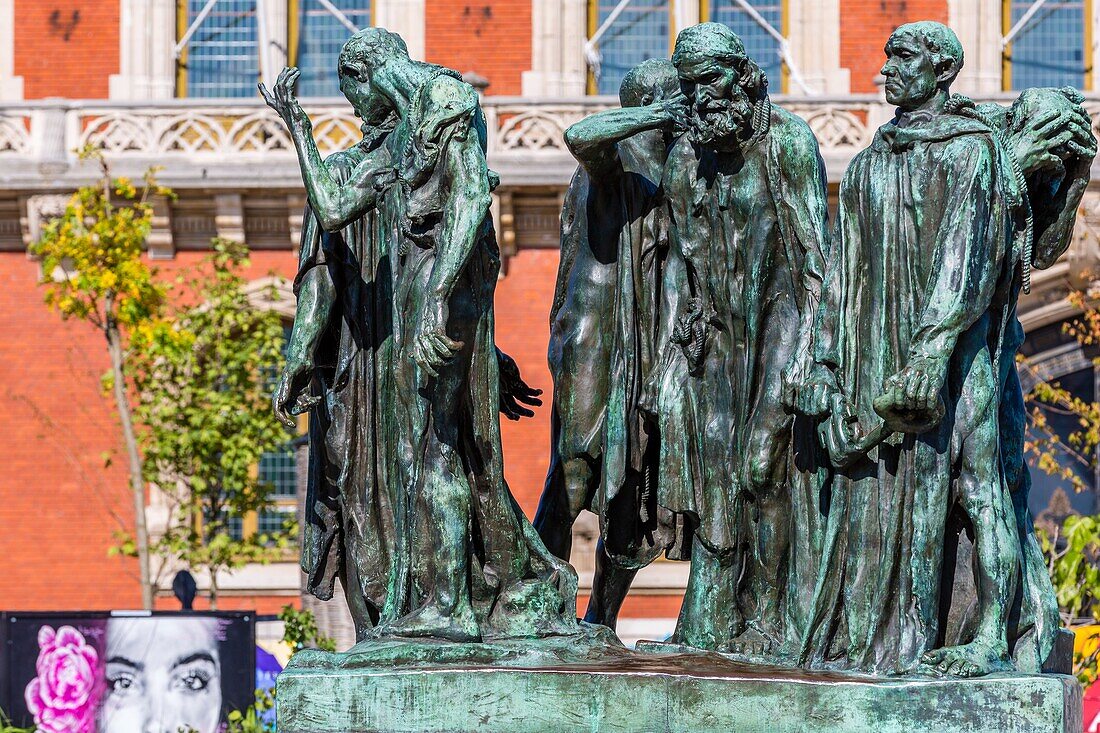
672;22;766;148
337;27;409;116
619;58;679;109
882;21;963;110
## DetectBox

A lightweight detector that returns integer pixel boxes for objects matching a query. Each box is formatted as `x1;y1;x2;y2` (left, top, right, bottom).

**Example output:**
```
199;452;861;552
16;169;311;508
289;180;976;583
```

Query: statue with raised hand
262;28;580;645
531;59;688;630
801;22;1071;678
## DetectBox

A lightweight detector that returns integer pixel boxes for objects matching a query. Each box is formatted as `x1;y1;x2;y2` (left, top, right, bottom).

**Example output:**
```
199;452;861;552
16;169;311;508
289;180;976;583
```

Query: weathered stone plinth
277;647;1081;733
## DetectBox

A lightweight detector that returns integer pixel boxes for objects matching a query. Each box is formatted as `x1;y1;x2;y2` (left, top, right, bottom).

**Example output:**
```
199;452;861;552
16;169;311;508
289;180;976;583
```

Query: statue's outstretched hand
497;348;542;420
412;298;463;378
272;358;318;429
259;67;310;131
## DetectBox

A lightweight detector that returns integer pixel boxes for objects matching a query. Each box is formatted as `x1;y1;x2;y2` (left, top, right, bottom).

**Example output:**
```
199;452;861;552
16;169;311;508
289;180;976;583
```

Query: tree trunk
106;318;153;610
210;571;219;611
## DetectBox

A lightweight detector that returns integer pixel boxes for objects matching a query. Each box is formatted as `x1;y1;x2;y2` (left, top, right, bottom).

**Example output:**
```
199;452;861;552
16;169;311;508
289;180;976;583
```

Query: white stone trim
785;0;849;95
375;0;426;62
110;0;176;100
522;0;587;97
948;0;1003;95
0;0;23;100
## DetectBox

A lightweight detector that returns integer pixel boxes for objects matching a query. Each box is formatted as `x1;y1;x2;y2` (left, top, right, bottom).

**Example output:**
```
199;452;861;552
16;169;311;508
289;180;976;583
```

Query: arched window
1003;0;1092;91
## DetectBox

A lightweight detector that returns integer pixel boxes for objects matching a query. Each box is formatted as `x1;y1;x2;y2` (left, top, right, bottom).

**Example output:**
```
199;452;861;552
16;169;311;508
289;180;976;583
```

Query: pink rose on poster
24;625;101;733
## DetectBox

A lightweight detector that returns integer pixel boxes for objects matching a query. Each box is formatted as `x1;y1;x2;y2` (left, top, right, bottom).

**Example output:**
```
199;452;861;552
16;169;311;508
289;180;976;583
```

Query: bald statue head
672;22;767;148
619;58;679;108
881;21;964;110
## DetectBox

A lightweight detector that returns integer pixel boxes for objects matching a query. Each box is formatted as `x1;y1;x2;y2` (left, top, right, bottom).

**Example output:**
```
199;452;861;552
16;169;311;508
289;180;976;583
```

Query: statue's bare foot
721;623;780;658
921;641;1012;678
379;605;481;643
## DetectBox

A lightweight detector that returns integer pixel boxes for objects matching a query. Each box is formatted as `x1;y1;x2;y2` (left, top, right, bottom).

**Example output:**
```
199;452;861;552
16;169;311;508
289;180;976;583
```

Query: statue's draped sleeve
765;110;829;369
908;136;1004;364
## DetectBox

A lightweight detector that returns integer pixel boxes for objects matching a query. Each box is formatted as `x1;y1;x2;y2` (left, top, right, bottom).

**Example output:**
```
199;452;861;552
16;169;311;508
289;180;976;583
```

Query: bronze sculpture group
265;20;1096;680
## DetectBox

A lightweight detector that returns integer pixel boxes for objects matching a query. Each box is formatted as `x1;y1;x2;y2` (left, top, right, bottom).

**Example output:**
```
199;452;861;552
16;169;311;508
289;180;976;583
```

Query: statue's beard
690;92;754;148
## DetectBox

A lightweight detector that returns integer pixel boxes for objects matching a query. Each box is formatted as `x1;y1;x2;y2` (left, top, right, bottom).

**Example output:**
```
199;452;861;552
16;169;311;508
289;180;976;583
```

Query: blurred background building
1;0;1099;647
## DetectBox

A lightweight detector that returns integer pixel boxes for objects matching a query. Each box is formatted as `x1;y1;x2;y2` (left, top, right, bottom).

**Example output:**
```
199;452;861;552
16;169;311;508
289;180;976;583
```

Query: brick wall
424;0;531;95
840;0;949;92
0;242;571;610
14;0;119;99
0;250;298;612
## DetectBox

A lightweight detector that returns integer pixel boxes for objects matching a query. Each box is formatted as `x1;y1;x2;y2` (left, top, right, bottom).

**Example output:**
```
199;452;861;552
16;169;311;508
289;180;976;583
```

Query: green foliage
118;238;293;605
223;608;332;731
1026;290;1100;683
226;689;276;733
0;709;33;733
1038;516;1100;684
31;145;169;331
279;604;336;652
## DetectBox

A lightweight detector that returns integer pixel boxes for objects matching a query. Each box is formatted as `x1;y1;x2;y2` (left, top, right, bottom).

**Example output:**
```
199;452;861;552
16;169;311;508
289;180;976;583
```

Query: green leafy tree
126;238;292;608
31;146;169;609
1026;290;1100;682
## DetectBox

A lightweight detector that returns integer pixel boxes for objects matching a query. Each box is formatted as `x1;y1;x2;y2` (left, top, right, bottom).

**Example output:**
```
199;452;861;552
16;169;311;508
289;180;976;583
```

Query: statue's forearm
428;144;492;300
290;122;378;232
286;263;335;367
564;106;667;175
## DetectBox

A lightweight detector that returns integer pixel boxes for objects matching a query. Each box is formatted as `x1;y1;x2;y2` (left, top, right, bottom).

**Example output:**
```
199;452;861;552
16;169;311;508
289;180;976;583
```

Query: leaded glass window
1006;0;1088;90
593;0;672;95
184;0;259;98
709;0;783;91
296;0;373;97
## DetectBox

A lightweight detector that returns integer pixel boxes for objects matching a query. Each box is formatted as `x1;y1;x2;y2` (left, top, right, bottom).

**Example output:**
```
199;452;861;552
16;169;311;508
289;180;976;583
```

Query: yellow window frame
1002;0;1093;91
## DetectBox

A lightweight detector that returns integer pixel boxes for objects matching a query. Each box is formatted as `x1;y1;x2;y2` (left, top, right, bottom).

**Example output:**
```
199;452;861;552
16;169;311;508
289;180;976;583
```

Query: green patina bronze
262;28;605;648
533;57;688;628
268;19;1096;733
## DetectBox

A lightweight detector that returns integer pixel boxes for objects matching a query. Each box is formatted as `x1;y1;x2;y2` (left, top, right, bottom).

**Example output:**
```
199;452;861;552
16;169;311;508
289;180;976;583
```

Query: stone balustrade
4;93;1095;188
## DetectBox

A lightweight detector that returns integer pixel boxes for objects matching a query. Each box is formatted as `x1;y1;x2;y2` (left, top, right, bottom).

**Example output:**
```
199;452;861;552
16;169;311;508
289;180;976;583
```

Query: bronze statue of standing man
263;28;581;644
649;23;829;654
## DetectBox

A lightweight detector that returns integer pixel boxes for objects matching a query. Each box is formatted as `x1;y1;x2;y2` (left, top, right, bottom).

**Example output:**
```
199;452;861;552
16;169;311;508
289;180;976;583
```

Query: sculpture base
276;646;1081;733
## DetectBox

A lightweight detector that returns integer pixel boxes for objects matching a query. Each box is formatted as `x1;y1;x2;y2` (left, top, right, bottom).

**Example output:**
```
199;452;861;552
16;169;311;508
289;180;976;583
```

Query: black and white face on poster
1;612;255;733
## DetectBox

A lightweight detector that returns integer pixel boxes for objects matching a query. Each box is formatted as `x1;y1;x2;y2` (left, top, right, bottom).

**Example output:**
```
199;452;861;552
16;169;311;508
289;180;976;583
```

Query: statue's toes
921;649;945;666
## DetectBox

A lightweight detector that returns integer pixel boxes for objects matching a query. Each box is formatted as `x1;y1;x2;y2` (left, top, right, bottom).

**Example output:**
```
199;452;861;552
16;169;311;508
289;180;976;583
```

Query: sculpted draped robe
545;151;684;568
297;69;579;641
649;105;828;640
802;108;1030;674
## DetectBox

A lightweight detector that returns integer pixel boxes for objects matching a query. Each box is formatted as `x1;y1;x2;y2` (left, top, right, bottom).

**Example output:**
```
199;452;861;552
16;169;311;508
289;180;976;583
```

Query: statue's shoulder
661;134;697;189
768;105;821;155
323;147;367;181
421;71;479;115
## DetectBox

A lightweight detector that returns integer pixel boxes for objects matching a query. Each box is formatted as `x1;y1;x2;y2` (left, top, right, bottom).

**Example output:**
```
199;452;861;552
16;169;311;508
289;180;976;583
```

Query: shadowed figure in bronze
647;23;829;654
800;22;1093;678
532;58;690;629
263;28;584;646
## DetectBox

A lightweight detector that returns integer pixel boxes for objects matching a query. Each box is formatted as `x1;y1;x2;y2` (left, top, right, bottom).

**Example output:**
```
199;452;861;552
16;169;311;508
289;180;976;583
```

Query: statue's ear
934;57;960;85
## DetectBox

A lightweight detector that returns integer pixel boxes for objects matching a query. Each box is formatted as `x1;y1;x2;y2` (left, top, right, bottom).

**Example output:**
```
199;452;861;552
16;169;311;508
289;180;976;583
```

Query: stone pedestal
277;651;1081;733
